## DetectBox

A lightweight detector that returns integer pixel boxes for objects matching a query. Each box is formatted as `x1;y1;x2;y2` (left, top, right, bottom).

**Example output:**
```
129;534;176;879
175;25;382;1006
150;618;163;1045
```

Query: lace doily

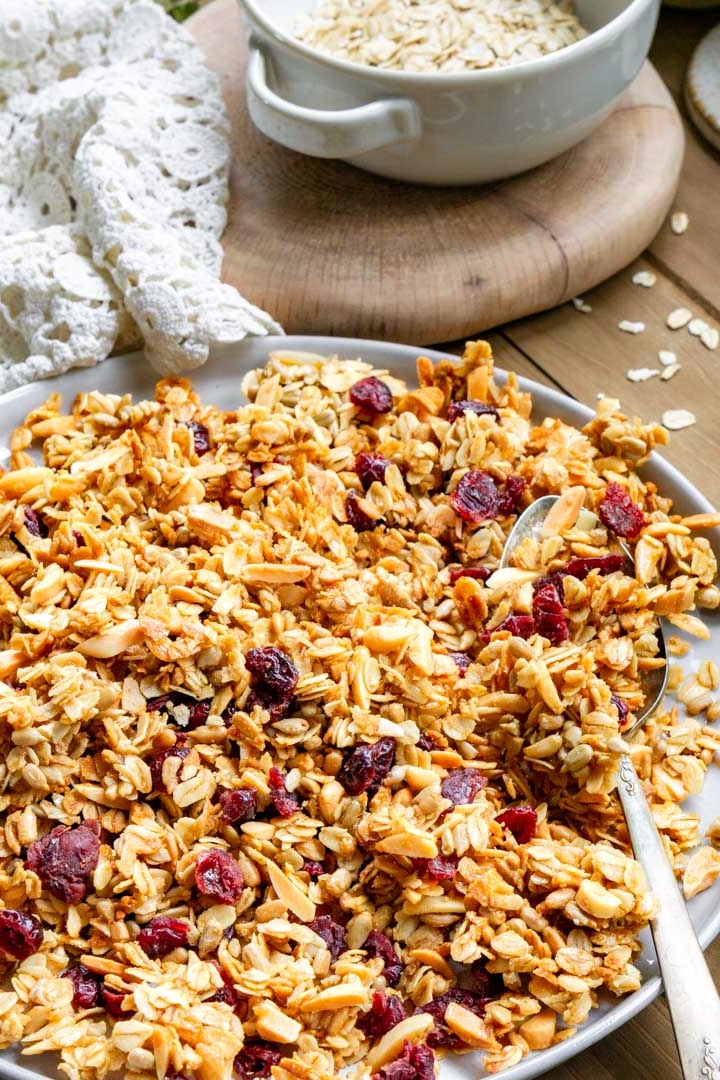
0;0;280;392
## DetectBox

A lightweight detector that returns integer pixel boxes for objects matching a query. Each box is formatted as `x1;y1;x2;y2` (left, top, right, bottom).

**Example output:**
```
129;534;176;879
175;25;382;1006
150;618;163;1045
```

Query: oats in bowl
0;342;718;1080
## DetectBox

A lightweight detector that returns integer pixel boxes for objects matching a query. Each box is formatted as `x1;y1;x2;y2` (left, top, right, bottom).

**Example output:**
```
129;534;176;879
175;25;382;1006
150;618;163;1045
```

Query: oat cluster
295;0;587;73
0;342;719;1080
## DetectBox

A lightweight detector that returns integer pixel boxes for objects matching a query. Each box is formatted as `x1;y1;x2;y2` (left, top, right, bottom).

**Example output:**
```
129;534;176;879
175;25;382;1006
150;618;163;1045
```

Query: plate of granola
0;336;719;1080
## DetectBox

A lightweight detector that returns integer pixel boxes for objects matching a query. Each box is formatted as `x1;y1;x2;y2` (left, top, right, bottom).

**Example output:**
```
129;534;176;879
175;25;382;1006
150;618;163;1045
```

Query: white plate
1;336;719;1080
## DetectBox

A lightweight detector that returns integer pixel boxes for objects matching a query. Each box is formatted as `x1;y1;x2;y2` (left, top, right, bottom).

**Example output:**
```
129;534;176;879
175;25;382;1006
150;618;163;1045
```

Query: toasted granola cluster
0;343;719;1080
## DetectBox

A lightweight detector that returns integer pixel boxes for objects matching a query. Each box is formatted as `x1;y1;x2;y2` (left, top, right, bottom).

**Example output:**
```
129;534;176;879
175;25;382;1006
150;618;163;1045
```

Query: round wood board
190;0;684;345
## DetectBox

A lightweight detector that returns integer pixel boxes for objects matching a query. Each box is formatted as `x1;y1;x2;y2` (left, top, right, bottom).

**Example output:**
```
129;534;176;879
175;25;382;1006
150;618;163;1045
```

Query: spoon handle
616;754;720;1078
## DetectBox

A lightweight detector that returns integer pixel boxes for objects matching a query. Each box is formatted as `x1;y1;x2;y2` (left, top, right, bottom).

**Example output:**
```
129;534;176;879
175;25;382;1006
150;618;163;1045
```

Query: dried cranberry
349;376;393;415
496;806;537;843
420;988;487;1050
195;850;244;904
222;702;237;726
101;983;127;1019
0;910;43;961
532;581;569;645
481;614;536;644
219;788;258;826
337;737;396;796
447;651;472;675
249;462;264;486
234;1042;283;1080
268;767;300;818
308;915;346;962
184;420;210;456
26;821;101;904
441;768;486;808
364;930;402;987
245;646;299;720
467;960;504;1000
563;554;624;579
449;565;491;584
598;483;645;540
23;508;47;538
357;991;406;1038
451;470;504;524
372;1041;436;1080
415;854;458;881
611;694;630;727
417;732;439;751
345;490;379;532
149;743;192;793
72;530;84;545
502;474;527;511
138;916;190;958
447;400;500;423
63;964;102;1009
302;859;325;879
147;692;211;730
355;452;391;489
211;983;241;1010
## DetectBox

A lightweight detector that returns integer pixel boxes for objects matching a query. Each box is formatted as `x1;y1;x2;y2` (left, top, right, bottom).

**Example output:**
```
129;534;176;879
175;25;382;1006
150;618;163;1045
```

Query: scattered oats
671;211;689;235
662;408;697;430
688;317;709;337
632;270;656;287
661;364;681;381
658;349;678;367
626;367;660;382
572;297;593;313
701;326;719;351
667;307;693;330
618;320;646;335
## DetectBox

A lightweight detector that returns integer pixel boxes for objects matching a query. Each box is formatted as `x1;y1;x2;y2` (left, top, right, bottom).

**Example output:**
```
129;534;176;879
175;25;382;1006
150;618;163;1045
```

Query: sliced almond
302;983;368;1012
540;486;585;538
254;1000;302;1043
366;1014;435;1072
376;831;438;859
662;409;697;431
444;1002;496;1048
265;860;316;923
78;620;144;658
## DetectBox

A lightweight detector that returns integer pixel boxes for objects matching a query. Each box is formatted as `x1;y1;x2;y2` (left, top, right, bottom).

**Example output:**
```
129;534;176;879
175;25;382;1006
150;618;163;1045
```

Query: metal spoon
500;494;720;1078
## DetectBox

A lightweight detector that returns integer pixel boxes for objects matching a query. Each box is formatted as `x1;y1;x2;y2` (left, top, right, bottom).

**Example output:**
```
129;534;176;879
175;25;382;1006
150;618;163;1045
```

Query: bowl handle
246;44;422;158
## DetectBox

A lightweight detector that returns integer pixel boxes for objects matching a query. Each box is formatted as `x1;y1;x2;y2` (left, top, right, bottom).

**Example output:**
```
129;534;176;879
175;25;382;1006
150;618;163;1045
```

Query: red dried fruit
184;420;210;456
234;1042;283;1080
372;1040;436;1080
480;614;536;644
219;788;258;826
138;916;190;958
149;743;192;794
532;581;569;645
195;850;244;904
420;988;488;1050
268;767;300;818
447;651;472;675
23;508;47;538
0;910;43;961
563;554;624;579
222;702;237;726
302;859;325;879
337;737;396;796
355;452;391;489
447;400;500;423
349;376;393;415
441;768;486;808
249;462;264;486
496;806;537;843
357;991;406;1038
417;732;440;751
415;854;458;881
146;693;211;730
611;694;631;727
26;821;101;904
364;930;402;986
598;482;646;540
502;474;527;511
345;490;379;532
245;646;299;720
451;470;503;524
449;565;491;584
62;964;102;1009
308;915;346;962
211;983;241;1010
101;983;127;1019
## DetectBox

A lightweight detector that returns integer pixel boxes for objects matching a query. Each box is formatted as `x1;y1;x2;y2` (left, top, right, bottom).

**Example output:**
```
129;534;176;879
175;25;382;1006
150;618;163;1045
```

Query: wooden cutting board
190;0;684;345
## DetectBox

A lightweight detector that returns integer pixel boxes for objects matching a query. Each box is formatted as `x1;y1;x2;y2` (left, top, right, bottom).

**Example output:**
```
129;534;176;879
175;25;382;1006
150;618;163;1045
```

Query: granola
0;342;719;1080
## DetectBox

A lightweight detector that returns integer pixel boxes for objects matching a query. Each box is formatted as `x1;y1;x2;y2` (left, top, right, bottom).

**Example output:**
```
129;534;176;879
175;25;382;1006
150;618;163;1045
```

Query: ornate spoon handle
617;755;720;1078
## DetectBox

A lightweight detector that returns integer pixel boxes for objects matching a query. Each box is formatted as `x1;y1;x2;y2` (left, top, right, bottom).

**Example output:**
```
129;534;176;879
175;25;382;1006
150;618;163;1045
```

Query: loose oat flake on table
0;0;279;394
0;342;720;1080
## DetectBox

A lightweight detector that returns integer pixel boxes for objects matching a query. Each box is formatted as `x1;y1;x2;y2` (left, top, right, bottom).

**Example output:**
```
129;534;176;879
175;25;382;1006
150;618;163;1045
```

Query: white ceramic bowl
238;0;661;185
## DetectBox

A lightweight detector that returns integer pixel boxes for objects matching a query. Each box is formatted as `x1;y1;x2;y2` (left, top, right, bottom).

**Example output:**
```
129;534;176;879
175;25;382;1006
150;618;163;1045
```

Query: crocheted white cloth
0;0;280;392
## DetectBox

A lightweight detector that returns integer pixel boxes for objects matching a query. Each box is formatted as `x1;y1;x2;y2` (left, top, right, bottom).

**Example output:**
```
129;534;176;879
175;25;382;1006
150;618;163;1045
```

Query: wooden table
448;9;718;1078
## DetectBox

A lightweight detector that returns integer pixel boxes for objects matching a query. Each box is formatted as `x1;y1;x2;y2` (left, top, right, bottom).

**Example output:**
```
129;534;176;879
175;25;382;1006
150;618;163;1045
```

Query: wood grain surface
188;5;718;1079
191;0;685;345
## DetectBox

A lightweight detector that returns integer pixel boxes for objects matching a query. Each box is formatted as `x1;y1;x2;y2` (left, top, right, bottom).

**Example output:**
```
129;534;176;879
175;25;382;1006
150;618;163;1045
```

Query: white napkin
0;0;281;393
